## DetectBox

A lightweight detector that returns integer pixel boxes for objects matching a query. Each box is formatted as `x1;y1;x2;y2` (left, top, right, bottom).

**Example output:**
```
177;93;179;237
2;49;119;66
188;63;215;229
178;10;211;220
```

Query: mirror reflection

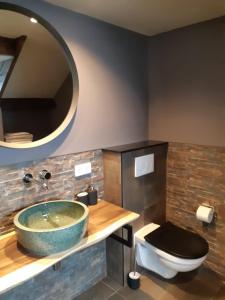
0;9;74;144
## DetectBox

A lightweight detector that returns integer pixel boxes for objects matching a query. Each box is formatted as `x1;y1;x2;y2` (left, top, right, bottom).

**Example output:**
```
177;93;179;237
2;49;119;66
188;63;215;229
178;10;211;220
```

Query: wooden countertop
0;200;139;294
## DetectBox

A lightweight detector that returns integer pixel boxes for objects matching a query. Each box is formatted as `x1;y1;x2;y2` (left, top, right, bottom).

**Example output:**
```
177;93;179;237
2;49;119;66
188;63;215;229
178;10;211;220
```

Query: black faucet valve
23;173;33;184
39;170;51;180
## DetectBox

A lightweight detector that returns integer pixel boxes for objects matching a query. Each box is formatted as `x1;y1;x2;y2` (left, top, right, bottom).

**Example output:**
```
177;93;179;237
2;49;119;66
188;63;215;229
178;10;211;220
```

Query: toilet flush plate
134;153;154;177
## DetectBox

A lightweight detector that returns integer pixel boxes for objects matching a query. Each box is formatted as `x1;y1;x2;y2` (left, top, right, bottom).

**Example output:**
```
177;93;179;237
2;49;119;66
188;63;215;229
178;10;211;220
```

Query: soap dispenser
86;185;98;205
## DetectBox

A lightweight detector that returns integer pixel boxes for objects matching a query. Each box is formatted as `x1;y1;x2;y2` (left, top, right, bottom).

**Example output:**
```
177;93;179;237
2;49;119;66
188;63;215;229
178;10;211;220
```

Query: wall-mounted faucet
23;170;51;190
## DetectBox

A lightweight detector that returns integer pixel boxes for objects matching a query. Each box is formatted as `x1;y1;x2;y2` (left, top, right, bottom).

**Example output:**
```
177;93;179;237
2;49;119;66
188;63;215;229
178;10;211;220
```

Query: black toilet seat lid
144;222;209;259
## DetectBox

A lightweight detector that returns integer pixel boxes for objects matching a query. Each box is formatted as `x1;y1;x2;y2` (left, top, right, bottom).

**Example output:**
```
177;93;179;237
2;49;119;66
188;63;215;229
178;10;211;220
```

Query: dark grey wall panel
122;144;167;226
106;237;124;285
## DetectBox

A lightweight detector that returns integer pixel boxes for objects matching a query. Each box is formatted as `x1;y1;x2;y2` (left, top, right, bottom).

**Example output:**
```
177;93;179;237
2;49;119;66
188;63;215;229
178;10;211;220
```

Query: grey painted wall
148;17;225;147
0;0;148;166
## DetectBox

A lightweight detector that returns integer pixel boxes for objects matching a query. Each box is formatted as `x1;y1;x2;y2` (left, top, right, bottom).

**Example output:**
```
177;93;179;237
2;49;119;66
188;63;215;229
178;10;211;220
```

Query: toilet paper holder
206;204;217;221
197;203;216;224
201;203;214;209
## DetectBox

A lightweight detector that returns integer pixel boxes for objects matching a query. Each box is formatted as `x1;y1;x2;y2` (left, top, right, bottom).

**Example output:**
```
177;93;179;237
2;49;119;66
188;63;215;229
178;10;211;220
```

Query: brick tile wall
167;143;225;280
0;150;104;235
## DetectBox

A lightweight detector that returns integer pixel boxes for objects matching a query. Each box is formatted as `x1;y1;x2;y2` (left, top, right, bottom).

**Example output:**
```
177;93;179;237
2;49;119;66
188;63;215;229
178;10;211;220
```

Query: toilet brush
127;245;141;289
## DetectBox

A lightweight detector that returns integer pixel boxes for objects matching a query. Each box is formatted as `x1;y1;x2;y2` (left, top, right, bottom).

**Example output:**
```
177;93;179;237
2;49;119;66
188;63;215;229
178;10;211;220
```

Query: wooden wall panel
103;151;122;206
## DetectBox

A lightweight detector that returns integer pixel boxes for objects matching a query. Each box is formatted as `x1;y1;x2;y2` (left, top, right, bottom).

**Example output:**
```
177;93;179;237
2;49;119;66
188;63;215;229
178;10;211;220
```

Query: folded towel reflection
4;132;33;143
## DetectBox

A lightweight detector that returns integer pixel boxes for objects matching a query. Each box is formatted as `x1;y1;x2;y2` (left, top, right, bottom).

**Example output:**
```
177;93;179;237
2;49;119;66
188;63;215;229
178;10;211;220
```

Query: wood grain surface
0;200;133;277
103;151;122;206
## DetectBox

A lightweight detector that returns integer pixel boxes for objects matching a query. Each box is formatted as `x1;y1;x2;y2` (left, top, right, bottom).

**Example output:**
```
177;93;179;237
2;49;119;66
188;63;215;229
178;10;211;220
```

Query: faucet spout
33;178;49;190
23;172;50;191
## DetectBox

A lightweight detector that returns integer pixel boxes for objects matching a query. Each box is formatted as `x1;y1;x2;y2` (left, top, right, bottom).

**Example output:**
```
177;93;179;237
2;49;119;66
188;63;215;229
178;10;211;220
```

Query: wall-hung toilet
135;222;209;279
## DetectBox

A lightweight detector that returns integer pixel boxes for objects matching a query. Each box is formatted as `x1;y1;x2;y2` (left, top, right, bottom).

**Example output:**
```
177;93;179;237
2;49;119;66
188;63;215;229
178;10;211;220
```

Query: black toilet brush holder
127;271;141;289
127;245;141;289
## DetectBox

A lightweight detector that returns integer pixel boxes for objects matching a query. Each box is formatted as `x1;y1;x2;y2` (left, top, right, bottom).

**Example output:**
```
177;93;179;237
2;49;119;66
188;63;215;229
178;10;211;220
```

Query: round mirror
0;3;78;148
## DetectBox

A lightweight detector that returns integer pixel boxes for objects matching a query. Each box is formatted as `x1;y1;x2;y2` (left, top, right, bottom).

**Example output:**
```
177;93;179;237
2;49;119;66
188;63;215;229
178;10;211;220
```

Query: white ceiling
45;0;225;36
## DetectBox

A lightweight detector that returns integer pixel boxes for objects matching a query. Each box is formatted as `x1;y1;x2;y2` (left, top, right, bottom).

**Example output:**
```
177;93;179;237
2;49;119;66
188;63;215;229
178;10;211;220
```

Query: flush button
134;153;154;177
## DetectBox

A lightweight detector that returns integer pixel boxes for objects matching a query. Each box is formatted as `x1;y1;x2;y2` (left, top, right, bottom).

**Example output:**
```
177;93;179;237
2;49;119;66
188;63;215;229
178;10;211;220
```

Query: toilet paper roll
196;205;214;223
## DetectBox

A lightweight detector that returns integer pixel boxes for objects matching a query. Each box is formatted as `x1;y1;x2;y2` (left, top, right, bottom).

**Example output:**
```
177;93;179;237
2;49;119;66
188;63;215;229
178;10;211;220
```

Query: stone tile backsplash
2;241;106;300
2;142;225;283
167;142;225;280
0;150;104;235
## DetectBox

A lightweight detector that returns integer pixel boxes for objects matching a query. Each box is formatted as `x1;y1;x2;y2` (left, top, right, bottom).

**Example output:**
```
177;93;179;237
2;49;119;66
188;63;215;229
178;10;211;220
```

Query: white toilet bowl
135;223;208;279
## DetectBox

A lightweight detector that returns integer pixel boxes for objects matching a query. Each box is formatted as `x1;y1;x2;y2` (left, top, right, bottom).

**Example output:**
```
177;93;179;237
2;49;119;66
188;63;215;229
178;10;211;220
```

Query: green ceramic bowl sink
14;200;89;256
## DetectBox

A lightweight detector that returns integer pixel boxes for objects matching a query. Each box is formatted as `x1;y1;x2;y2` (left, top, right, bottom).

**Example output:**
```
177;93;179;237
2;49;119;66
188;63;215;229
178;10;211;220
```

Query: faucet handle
23;173;33;184
39;170;51;180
